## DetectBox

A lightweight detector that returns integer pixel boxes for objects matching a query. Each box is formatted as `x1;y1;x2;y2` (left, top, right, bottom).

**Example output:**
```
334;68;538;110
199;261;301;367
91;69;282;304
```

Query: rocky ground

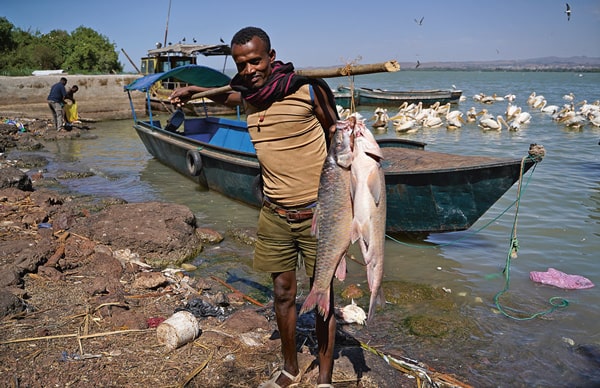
0;118;474;387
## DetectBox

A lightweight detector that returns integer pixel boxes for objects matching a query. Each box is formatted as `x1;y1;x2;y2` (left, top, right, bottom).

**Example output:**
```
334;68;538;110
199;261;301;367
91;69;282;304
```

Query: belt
262;199;316;222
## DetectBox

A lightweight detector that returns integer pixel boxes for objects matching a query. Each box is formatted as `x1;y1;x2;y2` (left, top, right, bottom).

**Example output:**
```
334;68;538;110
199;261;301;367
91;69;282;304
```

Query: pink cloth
529;267;594;289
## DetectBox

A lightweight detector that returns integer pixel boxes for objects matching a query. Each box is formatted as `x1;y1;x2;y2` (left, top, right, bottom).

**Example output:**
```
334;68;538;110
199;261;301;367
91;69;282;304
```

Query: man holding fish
171;26;339;387
170;27;386;388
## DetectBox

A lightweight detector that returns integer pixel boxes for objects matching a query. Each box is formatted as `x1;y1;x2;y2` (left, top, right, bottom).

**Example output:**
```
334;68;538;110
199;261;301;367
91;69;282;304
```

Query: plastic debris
529;267;594;290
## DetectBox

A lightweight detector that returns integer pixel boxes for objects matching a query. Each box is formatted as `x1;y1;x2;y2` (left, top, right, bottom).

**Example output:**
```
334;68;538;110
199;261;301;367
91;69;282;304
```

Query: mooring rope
386;144;569;320
493;144;569;320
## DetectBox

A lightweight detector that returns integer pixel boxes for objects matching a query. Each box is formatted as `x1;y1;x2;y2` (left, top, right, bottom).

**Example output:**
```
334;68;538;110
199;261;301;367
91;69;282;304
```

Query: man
64;85;80;125
170;27;338;387
47;77;67;131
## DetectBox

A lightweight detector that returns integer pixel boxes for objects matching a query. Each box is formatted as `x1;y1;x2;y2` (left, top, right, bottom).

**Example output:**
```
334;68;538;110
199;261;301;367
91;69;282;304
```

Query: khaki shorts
253;206;317;277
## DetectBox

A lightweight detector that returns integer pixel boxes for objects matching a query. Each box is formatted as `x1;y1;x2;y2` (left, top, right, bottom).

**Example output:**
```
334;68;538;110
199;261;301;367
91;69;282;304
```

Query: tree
0;17;16;52
62;26;122;73
0;18;123;74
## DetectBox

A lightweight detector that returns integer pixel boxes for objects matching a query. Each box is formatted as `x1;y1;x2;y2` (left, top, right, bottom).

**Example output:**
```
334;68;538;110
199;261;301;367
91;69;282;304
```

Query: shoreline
0;74;146;121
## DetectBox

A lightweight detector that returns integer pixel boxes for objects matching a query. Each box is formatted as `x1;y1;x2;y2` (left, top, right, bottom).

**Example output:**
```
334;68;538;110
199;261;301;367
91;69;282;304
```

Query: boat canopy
124;64;231;92
147;43;231;57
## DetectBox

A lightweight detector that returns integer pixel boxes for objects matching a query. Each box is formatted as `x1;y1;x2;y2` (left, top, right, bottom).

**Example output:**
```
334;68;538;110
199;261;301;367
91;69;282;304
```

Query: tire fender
186;150;203;176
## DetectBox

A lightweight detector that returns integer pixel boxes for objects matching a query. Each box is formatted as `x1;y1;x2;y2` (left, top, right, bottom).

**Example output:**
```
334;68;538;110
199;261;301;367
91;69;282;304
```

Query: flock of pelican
337;90;600;134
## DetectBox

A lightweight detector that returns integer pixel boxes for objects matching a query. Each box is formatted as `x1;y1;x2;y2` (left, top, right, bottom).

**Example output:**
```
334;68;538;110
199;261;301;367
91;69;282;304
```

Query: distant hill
398;56;600;71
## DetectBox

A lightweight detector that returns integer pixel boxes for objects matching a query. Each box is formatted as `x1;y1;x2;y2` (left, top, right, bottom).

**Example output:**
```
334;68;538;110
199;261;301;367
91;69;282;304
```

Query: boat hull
134;118;262;207
336;86;462;108
133;120;532;234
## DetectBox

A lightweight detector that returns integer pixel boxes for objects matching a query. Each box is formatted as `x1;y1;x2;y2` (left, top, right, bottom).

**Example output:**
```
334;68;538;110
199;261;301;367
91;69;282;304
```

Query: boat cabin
140;43;231;90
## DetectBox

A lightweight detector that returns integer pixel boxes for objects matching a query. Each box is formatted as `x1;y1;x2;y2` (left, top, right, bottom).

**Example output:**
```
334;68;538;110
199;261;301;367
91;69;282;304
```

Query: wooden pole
189;60;400;100
121;48;141;74
296;60;400;78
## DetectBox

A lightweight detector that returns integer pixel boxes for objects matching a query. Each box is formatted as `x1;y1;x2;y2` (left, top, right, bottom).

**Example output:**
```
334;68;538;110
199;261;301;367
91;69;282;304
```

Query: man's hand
168;86;195;107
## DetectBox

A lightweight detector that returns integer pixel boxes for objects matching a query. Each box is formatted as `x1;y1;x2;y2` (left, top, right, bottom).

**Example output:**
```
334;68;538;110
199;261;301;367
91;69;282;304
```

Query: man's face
232;36;275;90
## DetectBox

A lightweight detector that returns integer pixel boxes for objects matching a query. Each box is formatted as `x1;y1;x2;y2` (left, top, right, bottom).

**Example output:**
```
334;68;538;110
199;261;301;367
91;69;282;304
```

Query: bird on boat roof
565;3;571;21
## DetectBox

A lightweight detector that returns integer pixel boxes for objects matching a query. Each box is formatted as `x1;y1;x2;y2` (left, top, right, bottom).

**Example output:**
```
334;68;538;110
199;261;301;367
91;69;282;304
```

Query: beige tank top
245;84;327;207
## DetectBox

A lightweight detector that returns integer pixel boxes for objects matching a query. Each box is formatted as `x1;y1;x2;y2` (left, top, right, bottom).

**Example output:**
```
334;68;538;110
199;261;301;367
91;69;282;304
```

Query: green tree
0;17;16;52
0;18;123;74
62;26;122;73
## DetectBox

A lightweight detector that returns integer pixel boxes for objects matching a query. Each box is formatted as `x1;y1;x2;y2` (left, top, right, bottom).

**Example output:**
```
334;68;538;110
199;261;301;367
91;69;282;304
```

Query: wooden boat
336;86;462;108
125;65;541;234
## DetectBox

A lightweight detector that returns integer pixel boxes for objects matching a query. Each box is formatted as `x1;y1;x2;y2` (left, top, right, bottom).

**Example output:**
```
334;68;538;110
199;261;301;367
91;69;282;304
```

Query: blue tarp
124;64;231;92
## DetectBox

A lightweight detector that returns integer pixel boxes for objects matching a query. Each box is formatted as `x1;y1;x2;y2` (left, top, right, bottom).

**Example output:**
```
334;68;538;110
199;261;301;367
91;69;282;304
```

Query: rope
385;145;568;320
494;145;569;320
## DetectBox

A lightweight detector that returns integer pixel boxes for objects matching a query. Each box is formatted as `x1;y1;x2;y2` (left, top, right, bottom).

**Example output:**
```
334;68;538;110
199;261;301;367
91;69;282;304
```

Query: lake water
40;71;599;387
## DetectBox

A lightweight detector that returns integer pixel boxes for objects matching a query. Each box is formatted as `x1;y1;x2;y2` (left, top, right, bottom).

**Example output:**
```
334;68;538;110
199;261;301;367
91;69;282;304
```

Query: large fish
299;119;355;319
350;119;386;322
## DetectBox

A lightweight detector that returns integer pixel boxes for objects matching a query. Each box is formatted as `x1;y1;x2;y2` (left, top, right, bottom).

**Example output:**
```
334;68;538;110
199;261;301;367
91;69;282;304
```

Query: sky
3;0;600;73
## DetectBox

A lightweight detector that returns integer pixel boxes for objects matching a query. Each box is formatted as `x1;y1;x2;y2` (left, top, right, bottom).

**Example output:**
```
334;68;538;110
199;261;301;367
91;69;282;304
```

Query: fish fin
350;218;362;244
366;170;383;205
300;287;330;319
335;254;347;281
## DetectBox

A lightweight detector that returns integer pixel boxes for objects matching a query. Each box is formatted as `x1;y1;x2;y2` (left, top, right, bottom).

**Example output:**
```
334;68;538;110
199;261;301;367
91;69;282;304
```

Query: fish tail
299;287;331;318
366;287;386;324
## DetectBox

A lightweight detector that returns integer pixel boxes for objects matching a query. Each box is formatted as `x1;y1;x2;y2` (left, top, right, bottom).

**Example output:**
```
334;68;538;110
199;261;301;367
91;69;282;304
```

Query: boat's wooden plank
381;147;509;173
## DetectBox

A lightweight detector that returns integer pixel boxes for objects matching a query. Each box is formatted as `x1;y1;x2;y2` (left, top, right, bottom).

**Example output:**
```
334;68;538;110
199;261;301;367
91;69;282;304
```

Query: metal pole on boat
163;0;172;47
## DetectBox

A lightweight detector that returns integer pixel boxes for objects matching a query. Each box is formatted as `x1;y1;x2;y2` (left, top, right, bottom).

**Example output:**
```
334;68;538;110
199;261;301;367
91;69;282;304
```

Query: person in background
170;27;338;388
64;85;80;125
47;77;67;131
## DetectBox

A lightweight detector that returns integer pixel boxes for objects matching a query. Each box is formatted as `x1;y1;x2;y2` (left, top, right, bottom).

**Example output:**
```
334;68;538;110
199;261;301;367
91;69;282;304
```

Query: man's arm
169;85;242;108
312;83;339;138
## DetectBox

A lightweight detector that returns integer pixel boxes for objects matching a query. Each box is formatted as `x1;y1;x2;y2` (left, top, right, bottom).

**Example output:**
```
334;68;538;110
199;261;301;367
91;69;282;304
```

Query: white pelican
587;112;600;127
540;100;560;114
466;107;478;122
392;115;419;133
505;102;520;120
562;92;574;102
473;93;485;102
531;95;546;109
478;115;507;131
504;94;516;102
477;108;493;121
514;111;532;125
446;110;465;129
422;114;443;129
369;107;390;130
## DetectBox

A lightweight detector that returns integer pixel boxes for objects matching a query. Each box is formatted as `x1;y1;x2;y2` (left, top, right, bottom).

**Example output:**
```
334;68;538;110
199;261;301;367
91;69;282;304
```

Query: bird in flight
414;16;424;25
416;60;421;68
565;3;571;21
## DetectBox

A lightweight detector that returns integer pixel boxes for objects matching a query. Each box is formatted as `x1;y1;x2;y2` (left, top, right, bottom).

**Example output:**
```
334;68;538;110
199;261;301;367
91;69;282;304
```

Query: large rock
70;202;203;267
0;166;33;191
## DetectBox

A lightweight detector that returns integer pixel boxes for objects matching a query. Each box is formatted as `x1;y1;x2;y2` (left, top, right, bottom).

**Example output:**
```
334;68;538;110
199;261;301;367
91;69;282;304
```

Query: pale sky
3;0;600;73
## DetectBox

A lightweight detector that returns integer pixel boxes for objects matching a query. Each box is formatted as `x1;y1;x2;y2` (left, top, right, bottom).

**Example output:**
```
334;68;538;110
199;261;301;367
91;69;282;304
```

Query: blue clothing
47;82;67;103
